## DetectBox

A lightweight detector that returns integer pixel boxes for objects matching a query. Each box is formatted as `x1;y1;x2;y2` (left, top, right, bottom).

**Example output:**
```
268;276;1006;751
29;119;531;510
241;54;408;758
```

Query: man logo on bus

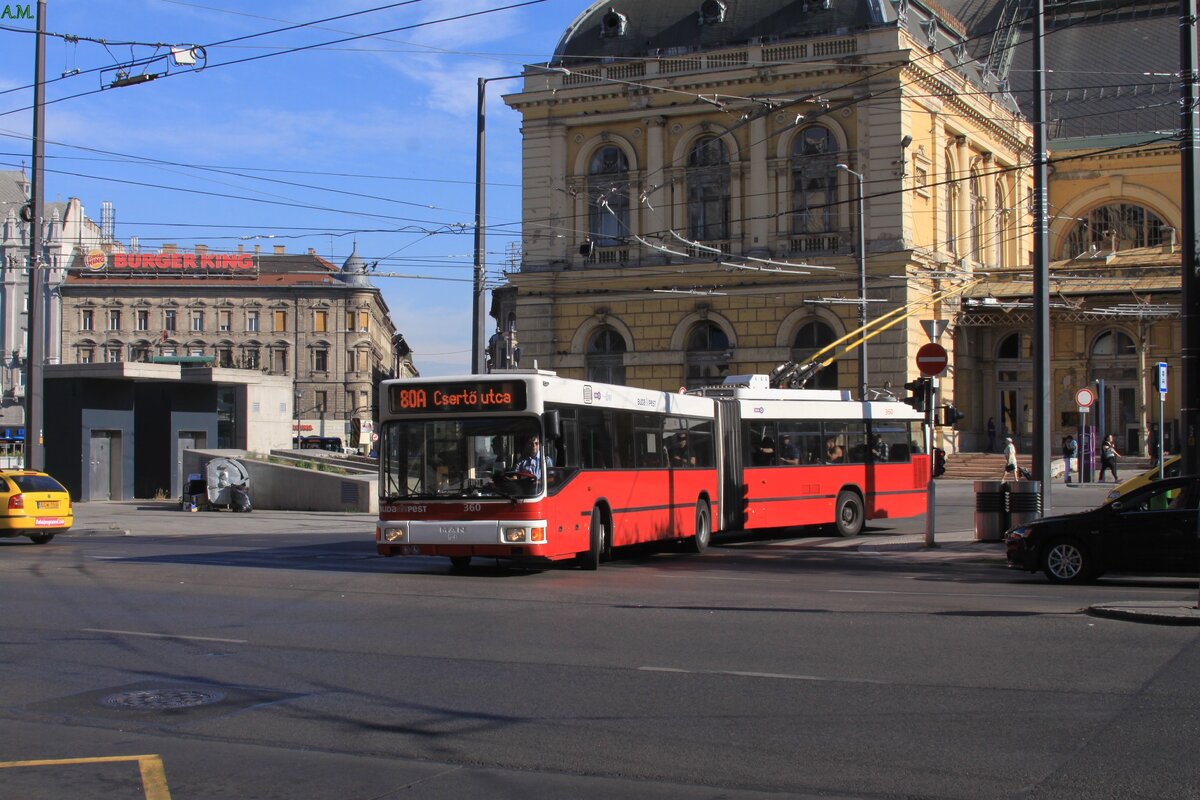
582;385;593;404
84;249;107;272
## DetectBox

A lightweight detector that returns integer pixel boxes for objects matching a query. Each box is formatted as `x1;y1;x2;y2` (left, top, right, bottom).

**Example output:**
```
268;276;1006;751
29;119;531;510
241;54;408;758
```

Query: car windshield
10;474;66;493
379;417;542;500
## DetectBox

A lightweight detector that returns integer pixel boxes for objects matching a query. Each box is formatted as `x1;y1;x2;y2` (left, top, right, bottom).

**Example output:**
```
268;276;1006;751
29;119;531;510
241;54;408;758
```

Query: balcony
788;233;842;256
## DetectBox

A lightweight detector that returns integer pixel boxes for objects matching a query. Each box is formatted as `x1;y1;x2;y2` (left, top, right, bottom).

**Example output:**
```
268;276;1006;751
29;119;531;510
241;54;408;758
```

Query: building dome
341;242;372;287
552;0;890;64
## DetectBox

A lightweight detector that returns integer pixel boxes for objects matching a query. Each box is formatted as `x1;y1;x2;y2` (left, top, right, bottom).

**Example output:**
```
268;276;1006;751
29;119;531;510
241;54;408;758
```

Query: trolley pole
23;0;47;471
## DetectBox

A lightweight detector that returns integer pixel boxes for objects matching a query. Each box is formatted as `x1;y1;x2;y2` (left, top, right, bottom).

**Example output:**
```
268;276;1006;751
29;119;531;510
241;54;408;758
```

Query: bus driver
514;436;552;478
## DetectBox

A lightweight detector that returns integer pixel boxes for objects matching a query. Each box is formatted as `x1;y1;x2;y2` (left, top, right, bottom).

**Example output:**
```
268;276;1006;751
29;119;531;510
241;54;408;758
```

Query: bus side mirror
543;409;561;441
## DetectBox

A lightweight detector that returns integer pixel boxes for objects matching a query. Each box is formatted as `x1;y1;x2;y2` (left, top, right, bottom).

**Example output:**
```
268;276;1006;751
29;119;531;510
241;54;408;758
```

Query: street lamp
836;163;867;400
473;67;569;375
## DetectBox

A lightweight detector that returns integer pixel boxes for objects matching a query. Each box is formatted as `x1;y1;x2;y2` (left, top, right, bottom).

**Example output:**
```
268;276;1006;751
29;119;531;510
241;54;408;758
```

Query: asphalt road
2;489;1198;799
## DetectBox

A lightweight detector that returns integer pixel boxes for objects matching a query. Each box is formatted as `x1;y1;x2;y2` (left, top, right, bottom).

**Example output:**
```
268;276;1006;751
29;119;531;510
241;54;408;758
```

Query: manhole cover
101;688;225;710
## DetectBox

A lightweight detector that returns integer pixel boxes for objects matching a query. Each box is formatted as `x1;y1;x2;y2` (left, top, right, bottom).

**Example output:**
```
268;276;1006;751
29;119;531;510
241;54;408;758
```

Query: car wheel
578;509;606;570
28;532;54;545
690;500;711;554
834;490;864;538
1041;538;1092;584
449;556;471;571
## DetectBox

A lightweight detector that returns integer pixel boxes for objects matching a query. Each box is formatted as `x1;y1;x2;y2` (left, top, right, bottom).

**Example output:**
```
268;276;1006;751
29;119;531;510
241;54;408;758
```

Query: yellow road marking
0;755;172;799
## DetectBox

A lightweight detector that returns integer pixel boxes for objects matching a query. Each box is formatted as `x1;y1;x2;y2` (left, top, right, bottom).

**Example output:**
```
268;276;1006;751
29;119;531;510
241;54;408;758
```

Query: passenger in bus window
870;434;889;462
824;437;844;463
778;435;800;465
667;432;694;467
751;437;775;466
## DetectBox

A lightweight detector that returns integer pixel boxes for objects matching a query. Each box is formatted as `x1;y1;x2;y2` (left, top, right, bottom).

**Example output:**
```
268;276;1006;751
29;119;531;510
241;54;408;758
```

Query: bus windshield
380;417;543;500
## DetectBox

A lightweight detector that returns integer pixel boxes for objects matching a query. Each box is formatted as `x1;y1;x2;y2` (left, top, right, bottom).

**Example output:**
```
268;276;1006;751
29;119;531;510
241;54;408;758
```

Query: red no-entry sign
916;342;948;376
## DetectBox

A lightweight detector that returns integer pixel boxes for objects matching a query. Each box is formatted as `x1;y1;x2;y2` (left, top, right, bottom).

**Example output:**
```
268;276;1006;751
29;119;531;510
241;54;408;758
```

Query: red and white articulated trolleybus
375;371;720;570
692;376;929;537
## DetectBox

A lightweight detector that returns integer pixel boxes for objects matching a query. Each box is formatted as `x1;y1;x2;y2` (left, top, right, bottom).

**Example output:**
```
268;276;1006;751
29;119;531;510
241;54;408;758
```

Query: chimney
237;244;244;253
307;247;315;256
195;244;207;254
253;244;261;254
162;243;177;254
273;245;285;255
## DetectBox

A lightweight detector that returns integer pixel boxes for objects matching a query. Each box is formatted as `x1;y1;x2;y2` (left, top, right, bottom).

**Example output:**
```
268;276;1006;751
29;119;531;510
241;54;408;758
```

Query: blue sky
0;0;589;375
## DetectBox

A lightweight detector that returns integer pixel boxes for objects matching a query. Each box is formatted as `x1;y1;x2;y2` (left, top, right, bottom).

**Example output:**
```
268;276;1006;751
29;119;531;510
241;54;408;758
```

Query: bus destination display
389;381;527;414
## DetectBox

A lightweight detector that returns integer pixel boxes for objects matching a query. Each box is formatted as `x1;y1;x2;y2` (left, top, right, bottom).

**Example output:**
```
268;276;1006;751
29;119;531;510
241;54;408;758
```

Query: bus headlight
383;525;406;543
502;526;546;544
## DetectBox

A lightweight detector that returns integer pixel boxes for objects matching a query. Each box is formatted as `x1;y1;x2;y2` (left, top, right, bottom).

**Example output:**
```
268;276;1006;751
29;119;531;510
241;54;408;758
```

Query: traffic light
902;377;931;413
938;404;965;427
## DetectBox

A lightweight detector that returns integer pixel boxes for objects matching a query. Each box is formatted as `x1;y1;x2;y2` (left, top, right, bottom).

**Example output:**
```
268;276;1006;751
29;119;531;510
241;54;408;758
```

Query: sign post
1156;362;1167;480
1075;387;1096;484
915;342;948;547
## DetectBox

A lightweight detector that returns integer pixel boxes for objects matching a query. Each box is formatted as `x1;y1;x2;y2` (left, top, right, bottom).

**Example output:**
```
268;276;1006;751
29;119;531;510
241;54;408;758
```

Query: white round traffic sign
1074;387;1095;408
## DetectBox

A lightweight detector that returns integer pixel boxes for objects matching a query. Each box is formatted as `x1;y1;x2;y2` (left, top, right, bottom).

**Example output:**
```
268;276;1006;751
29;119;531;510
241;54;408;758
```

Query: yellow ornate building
498;0;1183;457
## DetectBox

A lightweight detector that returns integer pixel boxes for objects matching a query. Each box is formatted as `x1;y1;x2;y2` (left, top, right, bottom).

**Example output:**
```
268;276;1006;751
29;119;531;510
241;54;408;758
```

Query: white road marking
829;589;1045;599
639;666;890;685
82;628;247;644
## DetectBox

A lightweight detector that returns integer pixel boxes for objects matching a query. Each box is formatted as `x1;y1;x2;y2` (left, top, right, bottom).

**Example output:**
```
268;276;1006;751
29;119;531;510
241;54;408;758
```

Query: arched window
969;168;985;262
1063;203;1170;257
944;155;957;255
791;126;837;235
685;322;730;389
998;331;1024;360
687;136;729;242
587;146;629;246
791;320;839;389
586;326;627;385
1091;330;1135;358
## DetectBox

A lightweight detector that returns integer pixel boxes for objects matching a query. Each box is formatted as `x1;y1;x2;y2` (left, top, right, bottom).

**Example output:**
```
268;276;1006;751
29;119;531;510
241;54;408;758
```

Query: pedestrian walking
1062;434;1076;485
1002;436;1018;482
1099;434;1120;482
987;417;996;453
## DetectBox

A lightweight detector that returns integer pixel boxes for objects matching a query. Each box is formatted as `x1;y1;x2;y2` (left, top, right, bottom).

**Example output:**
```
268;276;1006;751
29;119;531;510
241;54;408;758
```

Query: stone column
748;114;769;255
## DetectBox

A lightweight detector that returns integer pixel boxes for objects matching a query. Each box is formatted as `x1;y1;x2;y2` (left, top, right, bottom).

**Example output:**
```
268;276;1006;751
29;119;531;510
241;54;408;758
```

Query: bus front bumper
376;519;548;557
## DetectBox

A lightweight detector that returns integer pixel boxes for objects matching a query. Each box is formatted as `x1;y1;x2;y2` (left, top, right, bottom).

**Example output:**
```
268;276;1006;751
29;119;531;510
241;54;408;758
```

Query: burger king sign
84;249;107;272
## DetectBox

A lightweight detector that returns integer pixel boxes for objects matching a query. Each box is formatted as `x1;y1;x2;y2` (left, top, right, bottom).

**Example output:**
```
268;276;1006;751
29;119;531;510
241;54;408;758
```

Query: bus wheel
834;490;864;538
578;510;606;571
690;500;711;553
28;532;54;545
449;556;471;571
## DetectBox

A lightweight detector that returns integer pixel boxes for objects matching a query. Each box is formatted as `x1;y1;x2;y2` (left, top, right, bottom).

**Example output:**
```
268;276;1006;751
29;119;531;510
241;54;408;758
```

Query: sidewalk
70;500;378;537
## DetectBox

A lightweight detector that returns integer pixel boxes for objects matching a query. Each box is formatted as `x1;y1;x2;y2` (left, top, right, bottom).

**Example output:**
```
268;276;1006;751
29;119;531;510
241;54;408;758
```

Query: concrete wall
183;449;377;513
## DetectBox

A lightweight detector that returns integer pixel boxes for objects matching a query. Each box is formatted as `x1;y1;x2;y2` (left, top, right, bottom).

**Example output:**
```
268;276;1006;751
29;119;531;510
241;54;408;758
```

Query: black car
1005;475;1200;583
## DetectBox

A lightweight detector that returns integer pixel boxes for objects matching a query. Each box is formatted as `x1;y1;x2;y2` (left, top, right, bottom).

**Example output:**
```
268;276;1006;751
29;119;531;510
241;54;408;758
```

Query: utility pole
1180;0;1200;475
23;0;46;470
1031;0;1052;512
472;77;488;375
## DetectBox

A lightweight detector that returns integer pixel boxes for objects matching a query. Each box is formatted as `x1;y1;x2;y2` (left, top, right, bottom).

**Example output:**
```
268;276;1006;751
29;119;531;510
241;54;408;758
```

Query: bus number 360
463;503;481;512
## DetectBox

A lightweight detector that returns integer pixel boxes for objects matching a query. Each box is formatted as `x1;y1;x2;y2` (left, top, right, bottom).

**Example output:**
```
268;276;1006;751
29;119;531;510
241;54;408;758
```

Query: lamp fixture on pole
836;163;868;400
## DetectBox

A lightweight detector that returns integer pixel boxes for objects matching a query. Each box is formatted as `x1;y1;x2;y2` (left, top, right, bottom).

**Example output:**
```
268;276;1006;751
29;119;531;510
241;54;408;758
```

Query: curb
1085;602;1200;626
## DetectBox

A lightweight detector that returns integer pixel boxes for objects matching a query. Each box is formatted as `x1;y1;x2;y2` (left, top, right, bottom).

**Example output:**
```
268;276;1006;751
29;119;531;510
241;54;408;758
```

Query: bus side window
689;419;715;468
635;413;663;467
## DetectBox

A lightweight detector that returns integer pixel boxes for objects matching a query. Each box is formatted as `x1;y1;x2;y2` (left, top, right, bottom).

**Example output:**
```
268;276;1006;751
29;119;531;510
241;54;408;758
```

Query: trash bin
974;480;1009;542
205;457;250;510
1007;480;1043;528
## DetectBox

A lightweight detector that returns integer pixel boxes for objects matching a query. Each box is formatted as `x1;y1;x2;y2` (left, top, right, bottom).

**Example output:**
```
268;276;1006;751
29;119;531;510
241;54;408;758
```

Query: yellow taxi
1105;454;1182;503
0;469;73;544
